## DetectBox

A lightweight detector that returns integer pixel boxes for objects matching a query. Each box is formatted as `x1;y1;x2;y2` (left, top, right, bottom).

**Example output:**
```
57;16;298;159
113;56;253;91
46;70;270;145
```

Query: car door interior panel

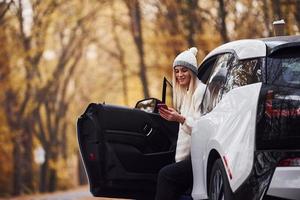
77;103;179;198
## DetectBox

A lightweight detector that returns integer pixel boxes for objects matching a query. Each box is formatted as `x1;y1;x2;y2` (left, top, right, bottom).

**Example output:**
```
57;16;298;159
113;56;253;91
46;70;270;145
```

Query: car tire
209;159;234;200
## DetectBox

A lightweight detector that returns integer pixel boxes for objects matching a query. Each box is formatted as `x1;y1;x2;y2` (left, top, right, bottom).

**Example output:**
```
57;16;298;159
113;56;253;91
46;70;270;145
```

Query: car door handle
146;128;153;136
143;124;153;136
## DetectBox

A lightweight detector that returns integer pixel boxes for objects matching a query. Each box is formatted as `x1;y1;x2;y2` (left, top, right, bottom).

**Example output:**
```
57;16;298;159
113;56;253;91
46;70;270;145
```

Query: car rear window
267;48;300;88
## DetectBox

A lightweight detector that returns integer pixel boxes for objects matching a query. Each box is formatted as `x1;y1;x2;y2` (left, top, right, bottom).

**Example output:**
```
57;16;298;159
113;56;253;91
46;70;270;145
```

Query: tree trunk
48;168;57;192
111;2;129;105
39;152;49;192
22;122;34;193
282;3;291;35
12;137;22;195
48;153;58;192
262;0;273;37
217;0;229;43
164;1;182;55
0;1;13;24
272;0;282;20
15;0;35;193
185;0;199;47
125;0;150;98
60;121;68;159
294;1;300;31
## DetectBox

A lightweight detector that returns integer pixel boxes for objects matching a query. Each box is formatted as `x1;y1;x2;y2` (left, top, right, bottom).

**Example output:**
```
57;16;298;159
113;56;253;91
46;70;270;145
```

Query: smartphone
157;103;168;110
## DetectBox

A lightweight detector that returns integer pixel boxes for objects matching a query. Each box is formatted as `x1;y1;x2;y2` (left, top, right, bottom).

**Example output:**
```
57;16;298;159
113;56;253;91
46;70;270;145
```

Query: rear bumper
233;151;300;200
267;167;300;200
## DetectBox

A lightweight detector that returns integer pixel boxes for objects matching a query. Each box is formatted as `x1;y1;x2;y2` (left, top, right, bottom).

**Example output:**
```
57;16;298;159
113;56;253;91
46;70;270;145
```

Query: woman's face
174;66;191;87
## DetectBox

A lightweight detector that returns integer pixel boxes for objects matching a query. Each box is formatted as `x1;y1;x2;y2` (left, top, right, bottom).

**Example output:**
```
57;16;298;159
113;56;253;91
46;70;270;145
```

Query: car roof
200;35;300;65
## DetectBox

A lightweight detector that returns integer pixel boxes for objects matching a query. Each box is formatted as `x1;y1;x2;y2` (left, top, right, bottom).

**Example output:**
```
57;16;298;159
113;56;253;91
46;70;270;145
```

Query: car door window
223;57;262;94
163;78;173;108
198;57;218;83
201;53;233;114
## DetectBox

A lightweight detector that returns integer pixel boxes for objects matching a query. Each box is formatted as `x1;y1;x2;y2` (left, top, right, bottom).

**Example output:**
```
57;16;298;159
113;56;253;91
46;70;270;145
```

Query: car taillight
265;90;274;118
265;90;300;117
278;158;300;167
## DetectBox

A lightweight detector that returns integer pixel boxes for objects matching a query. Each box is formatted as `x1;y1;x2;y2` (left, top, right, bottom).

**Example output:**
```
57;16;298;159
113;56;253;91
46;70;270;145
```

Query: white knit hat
173;47;198;74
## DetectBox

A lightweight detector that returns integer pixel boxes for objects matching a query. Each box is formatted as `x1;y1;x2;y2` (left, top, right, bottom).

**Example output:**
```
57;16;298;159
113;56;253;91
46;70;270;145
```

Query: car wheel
209;159;233;200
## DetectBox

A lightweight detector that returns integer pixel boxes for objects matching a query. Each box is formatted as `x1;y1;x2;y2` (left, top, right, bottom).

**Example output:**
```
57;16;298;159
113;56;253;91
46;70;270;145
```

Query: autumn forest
0;0;299;197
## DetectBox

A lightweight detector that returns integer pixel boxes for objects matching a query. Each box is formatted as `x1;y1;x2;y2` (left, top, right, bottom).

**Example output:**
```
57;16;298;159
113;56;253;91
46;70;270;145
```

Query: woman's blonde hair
172;69;198;111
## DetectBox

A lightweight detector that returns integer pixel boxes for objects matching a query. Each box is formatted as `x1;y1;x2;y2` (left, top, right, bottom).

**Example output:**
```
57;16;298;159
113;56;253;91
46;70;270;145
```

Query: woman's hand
159;107;185;124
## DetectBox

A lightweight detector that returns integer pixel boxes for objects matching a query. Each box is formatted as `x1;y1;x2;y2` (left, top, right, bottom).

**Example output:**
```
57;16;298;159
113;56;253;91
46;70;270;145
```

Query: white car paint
267;167;300;200
191;83;262;199
201;39;267;65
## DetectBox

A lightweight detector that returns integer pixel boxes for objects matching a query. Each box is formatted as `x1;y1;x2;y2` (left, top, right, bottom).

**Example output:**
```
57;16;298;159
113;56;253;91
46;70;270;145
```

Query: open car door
77;78;178;199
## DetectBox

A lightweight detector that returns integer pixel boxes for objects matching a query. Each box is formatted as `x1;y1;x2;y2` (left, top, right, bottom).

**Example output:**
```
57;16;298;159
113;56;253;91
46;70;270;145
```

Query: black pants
155;158;193;200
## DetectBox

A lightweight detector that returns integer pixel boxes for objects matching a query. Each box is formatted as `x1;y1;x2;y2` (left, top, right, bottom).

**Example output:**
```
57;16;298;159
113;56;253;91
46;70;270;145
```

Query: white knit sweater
175;80;206;162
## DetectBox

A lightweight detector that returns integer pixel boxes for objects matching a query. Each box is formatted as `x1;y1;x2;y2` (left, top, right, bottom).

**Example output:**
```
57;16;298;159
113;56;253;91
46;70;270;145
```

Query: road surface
0;187;129;200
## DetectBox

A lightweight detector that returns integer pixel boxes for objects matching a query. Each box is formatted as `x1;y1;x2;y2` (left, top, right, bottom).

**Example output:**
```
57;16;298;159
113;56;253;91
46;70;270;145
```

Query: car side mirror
135;98;159;113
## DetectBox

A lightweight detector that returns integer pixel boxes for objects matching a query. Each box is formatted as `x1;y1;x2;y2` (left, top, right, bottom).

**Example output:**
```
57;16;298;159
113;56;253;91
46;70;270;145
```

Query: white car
191;36;300;200
77;35;300;200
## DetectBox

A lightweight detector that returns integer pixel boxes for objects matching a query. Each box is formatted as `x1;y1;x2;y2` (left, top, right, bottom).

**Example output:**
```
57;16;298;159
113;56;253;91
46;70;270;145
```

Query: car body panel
261;35;300;54
201;39;266;65
191;82;262;199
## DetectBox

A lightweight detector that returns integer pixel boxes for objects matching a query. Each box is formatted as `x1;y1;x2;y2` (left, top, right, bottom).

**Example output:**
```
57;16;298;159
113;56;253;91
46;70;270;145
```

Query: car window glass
201;53;232;114
267;49;300;88
224;57;262;94
165;79;173;108
197;57;217;83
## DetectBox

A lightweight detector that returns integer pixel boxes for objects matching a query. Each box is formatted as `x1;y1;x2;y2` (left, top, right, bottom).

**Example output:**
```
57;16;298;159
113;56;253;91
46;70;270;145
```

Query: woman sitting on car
155;47;206;200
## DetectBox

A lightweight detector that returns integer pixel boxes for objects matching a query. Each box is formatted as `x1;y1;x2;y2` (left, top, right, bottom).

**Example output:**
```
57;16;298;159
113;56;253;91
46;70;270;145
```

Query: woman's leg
155;158;193;200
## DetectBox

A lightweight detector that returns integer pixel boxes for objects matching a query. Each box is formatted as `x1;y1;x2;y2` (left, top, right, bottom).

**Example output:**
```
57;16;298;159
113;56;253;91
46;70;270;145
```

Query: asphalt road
0;187;129;200
1;188;290;200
